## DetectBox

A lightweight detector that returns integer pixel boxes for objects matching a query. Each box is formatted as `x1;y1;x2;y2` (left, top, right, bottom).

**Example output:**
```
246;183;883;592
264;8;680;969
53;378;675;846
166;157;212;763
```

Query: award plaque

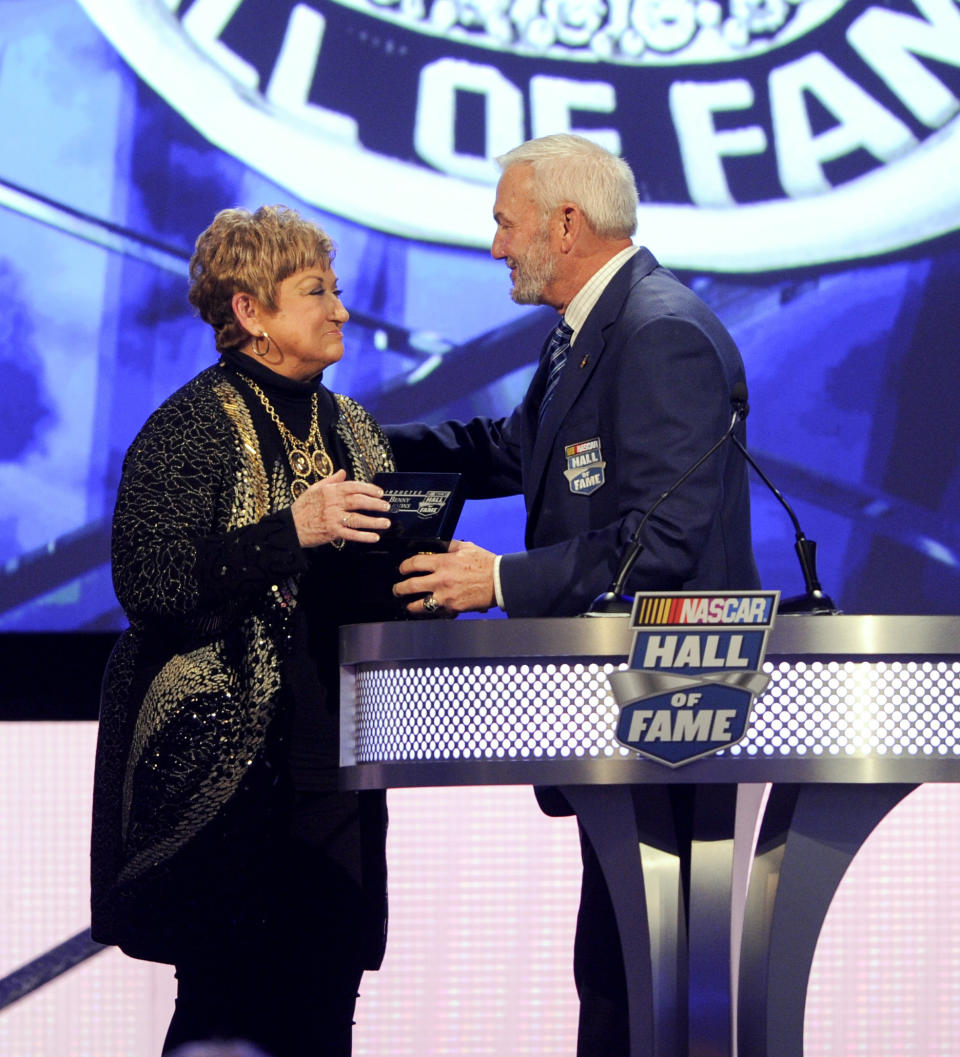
372;472;464;556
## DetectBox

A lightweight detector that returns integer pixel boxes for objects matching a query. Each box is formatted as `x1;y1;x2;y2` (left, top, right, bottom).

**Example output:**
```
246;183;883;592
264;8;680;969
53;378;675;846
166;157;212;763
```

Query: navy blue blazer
387;248;760;616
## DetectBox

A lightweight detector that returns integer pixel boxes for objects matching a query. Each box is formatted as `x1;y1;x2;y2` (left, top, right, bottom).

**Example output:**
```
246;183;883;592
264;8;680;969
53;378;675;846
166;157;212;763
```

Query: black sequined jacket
90;364;394;964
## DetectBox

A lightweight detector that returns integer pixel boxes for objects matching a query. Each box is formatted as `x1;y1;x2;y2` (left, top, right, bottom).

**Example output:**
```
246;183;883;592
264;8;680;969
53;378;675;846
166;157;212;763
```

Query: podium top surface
340;613;960;665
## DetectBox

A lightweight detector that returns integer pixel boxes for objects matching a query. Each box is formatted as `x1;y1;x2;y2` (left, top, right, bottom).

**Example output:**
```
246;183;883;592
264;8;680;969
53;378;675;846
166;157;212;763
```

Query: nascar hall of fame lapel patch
608;590;779;767
564;438;606;496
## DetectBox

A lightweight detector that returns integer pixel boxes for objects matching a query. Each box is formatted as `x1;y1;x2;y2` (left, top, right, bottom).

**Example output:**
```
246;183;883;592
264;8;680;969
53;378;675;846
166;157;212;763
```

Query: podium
339;614;960;1057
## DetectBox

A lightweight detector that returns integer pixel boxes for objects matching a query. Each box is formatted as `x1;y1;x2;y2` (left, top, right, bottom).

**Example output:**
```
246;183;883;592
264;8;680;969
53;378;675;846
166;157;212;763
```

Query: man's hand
393;540;497;616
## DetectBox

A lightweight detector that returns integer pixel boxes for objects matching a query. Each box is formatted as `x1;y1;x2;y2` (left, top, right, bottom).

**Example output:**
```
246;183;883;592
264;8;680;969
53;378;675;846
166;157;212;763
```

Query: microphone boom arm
609;411;741;597
730;435;838;614
587;380;838;617
589;407;742;614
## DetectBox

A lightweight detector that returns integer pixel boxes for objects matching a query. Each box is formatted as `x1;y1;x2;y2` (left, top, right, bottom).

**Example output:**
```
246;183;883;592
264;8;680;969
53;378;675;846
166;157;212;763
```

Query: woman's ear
231;290;261;337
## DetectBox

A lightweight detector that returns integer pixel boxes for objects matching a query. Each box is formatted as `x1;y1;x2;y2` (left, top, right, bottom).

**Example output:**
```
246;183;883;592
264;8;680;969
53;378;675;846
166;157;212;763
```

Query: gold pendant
291;477;310;499
289;448;312;478
311;448;333;477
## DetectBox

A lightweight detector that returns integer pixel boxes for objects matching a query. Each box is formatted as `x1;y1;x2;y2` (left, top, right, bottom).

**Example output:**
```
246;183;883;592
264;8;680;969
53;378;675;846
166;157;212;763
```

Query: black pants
572;787;697;1057
573;823;631;1057
163;936;364;1057
162;794;383;1057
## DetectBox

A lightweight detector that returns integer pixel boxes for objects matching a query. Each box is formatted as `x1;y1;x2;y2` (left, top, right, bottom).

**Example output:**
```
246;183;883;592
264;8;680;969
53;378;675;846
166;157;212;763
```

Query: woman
91;206;395;1057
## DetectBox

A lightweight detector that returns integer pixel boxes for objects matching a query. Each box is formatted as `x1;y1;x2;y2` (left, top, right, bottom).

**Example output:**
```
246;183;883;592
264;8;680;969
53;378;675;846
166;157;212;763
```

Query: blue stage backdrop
0;0;958;630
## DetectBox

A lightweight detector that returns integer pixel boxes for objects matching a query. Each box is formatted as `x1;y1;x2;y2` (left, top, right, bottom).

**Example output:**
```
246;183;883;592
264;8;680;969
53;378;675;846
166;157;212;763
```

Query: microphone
727;393;838;615
587;384;748;615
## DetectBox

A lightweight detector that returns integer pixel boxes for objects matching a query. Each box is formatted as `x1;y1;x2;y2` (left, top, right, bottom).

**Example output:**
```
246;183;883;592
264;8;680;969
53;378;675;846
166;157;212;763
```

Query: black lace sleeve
193;507;306;607
111;380;306;622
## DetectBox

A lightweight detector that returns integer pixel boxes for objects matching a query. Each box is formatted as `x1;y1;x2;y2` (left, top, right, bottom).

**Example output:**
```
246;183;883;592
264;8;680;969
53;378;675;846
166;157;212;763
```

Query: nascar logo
610;590;778;766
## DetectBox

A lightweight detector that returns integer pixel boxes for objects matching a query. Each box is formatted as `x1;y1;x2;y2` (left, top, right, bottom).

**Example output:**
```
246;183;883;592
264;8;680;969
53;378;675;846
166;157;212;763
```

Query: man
390;133;759;1054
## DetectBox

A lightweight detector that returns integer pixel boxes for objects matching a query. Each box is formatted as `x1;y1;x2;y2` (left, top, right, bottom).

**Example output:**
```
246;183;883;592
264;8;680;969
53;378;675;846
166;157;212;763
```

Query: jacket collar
527;247;661;488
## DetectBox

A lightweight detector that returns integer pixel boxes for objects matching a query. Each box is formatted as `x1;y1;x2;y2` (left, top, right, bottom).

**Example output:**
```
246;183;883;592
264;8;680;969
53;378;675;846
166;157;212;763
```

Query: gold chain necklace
239;373;335;499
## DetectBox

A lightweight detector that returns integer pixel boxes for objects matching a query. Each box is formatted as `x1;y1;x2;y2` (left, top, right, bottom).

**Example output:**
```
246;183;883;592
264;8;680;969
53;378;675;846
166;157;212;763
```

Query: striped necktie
538;318;573;426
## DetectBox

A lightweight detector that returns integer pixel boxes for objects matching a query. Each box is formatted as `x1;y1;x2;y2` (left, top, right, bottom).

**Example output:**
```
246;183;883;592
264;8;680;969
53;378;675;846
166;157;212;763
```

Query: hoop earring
253;331;271;358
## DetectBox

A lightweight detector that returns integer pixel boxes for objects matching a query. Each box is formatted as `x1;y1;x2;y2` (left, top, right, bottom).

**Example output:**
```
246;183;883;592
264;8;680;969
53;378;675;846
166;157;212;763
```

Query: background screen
1;0;959;630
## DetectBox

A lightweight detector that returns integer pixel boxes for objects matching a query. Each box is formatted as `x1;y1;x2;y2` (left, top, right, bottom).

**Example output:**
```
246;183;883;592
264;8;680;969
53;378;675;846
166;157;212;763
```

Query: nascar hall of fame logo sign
77;0;960;270
608;590;778;766
565;437;606;495
410;489;453;517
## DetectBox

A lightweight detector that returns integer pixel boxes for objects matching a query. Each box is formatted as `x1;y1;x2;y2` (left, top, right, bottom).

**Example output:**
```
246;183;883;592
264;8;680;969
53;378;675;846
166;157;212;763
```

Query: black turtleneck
218;345;339;455
213;346;397;795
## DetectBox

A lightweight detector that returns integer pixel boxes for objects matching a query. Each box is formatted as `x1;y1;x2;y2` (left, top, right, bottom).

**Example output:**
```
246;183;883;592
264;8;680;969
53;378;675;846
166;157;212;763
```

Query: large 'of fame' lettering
77;0;960;271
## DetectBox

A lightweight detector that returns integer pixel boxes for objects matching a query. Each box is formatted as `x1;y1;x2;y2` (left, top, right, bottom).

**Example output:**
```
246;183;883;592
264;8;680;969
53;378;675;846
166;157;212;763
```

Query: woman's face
253;265;349;381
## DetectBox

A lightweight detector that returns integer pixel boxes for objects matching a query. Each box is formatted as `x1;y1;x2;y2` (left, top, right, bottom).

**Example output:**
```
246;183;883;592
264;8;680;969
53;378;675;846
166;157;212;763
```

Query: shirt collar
563;245;640;345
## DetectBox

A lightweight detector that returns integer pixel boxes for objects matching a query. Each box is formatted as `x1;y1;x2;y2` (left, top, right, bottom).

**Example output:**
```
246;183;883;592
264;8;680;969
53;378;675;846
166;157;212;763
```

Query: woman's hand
291;469;392;548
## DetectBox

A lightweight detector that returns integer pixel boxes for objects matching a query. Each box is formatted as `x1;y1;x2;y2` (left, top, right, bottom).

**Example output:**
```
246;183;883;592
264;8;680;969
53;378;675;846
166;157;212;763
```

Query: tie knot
543;318;572;364
552;318;573;345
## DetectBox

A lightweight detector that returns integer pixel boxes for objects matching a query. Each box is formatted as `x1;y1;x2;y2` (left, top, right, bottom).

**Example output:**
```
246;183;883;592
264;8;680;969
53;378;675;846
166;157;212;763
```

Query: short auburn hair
188;205;335;354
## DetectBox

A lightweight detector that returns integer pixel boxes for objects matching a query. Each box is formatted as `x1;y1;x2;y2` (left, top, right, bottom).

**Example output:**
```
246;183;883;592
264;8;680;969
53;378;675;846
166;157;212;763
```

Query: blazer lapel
525;247;661;515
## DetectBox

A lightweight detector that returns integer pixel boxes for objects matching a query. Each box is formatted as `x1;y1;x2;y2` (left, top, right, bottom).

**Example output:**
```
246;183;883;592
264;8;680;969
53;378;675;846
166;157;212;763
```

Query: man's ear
231;290;261;337
559;204;582;253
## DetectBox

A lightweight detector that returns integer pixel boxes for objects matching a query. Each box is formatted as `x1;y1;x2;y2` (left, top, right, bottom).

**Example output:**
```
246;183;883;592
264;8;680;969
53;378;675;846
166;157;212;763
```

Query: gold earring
253;331;271;358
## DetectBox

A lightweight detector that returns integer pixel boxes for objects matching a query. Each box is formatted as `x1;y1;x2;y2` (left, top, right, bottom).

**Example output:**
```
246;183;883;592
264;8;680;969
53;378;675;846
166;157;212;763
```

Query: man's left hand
393;540;497;616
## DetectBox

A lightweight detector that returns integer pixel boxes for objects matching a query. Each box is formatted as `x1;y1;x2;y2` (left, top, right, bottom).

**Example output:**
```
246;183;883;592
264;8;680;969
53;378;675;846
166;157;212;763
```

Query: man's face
491;164;558;306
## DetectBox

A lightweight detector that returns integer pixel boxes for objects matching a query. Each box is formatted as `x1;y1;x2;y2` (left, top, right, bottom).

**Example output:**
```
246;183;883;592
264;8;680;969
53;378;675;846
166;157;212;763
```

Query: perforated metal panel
351;660;960;764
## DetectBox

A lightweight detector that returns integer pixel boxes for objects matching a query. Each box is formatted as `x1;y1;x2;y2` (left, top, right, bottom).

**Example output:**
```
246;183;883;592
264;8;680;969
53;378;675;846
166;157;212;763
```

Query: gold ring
423;595;441;615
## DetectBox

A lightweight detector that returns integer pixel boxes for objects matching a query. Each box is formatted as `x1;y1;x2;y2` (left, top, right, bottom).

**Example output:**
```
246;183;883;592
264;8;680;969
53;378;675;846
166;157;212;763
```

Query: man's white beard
510;232;556;305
